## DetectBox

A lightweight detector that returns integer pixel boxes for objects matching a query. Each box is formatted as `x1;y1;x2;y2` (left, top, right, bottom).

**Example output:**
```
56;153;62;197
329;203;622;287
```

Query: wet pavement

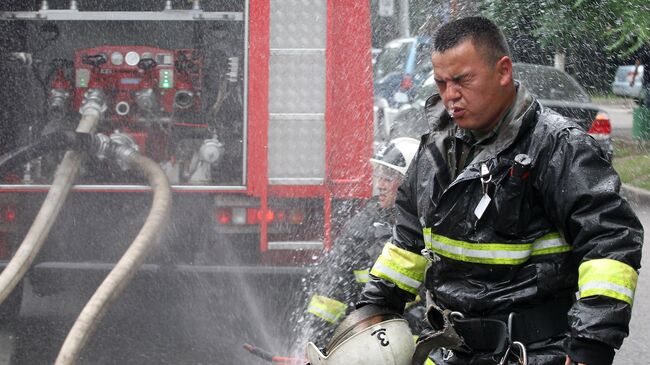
614;201;650;365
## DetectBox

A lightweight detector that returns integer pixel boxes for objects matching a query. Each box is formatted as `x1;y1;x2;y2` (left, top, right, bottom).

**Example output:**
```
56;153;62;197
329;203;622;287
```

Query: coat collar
423;82;537;159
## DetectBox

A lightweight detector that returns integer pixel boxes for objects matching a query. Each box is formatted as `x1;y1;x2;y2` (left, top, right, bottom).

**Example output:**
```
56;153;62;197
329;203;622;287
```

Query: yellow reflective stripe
578;259;638;306
353;269;370;283
307;295;347;324
423;228;570;265
531;233;571;256
370;243;427;295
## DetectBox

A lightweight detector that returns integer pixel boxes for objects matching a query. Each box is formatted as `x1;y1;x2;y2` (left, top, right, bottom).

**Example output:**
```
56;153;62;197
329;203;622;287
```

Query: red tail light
246;208;277;224
1;205;16;223
589;112;611;135
247;208;304;225
399;75;413;90
216;208;232;224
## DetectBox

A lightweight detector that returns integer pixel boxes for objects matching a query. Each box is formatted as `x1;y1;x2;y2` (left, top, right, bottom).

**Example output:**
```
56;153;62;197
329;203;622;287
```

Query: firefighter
356;17;643;365
302;137;420;346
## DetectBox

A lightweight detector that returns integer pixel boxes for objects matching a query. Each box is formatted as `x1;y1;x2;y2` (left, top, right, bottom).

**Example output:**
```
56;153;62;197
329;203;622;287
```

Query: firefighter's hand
565;355;587;365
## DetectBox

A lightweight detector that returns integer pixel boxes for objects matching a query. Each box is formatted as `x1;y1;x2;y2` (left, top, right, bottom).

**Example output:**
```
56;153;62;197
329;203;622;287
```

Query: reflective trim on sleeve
578;259;638;305
307;295;348;324
423;228;570;265
531;233;572;256
353;269;370;284
369;243;427;295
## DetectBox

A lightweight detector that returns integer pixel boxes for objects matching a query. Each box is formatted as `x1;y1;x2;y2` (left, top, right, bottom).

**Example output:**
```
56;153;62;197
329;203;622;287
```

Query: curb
621;184;650;206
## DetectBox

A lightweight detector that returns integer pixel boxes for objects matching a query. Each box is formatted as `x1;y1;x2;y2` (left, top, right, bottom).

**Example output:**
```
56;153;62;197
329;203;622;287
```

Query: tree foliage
482;0;649;57
590;0;650;56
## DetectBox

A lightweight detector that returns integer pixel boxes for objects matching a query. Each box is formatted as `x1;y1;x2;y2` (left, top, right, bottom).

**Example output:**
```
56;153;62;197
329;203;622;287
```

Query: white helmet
306;305;415;365
370;137;420;176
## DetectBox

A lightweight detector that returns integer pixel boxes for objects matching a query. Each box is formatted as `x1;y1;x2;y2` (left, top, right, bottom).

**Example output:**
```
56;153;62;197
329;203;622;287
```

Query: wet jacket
305;198;394;342
358;85;643;365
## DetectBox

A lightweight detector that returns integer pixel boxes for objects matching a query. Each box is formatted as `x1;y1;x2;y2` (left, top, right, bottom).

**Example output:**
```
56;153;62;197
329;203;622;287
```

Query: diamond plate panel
269;52;326;114
270;0;326;49
268;117;325;181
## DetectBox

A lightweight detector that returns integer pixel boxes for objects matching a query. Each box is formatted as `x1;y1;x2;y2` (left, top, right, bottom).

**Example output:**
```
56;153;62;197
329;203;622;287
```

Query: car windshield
374;40;413;78
513;64;590;102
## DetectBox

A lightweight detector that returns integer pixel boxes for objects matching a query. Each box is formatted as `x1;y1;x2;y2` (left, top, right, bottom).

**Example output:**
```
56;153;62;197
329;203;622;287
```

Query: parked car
611;64;644;98
373;37;432;142
514;63;613;159
373;37;433;108
386;63;613;159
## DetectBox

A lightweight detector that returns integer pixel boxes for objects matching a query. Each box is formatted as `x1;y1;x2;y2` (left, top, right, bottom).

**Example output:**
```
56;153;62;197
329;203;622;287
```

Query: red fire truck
0;1;373;363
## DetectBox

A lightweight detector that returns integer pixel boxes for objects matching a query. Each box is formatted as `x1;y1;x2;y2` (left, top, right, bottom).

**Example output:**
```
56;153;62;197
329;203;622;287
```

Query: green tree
579;0;650;56
482;0;649;57
480;0;650;91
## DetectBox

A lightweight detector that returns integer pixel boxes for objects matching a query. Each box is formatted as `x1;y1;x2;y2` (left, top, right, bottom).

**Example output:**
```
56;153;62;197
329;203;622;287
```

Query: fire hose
243;343;306;365
0;89;105;307
54;139;171;365
0;88;172;364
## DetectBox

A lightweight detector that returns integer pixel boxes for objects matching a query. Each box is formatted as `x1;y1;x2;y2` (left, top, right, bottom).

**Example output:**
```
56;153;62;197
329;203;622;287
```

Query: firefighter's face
374;166;402;208
431;39;515;133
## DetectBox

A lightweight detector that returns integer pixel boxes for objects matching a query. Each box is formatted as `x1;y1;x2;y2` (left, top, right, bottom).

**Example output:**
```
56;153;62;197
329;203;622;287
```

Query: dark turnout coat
359;85;643;365
302;198;395;346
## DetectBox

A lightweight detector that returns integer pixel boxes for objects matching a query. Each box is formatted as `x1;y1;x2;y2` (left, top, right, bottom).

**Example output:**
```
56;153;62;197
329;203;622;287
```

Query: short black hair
432;17;510;65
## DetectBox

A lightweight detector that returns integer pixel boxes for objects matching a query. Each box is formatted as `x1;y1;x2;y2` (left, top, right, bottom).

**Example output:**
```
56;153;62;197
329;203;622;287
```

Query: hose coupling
79;89;108;116
91;132;140;171
48;89;71;122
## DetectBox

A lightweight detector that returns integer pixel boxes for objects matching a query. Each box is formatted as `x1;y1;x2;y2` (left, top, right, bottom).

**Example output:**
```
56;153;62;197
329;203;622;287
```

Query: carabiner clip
497;345;511;365
511;341;527;365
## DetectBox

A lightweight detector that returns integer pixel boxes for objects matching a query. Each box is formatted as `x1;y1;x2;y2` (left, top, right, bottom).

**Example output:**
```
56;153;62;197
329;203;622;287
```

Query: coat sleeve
357;152;429;313
534;127;643;365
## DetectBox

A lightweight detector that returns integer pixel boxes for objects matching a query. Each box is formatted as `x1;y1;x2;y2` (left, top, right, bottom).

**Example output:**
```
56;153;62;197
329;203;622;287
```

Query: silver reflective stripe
531;236;570;254
423;230;570;264
425;235;531;260
533;237;563;250
371;261;422;289
579;281;635;300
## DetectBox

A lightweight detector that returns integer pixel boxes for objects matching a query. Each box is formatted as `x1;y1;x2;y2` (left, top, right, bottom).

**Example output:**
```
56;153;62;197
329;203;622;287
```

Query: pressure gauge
125;51;140;66
110;52;124;66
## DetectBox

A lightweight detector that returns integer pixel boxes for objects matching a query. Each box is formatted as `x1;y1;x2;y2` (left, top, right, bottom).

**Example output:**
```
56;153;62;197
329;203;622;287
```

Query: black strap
507;296;572;344
452;317;509;354
451;296;572;354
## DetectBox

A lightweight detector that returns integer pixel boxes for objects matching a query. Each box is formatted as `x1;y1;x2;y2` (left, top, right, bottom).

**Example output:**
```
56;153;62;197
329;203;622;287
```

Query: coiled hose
54;152;171;365
0;109;100;307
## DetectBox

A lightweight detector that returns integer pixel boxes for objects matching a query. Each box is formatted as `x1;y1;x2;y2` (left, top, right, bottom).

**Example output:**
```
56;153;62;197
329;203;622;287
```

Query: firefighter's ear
495;56;513;87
